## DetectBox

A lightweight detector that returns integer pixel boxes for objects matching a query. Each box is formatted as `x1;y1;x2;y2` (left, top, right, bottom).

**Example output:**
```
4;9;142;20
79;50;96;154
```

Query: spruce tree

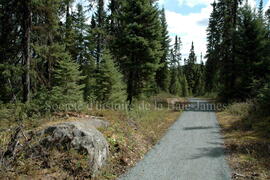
188;42;196;64
181;75;189;97
64;0;76;56
95;50;126;104
258;0;263;20
0;0;22;102
108;0;120;32
234;3;269;100
95;0;106;67
184;42;197;95
194;65;205;96
168;35;183;96
73;3;89;65
156;8;170;92
205;1;221;93
170;36;182;66
218;0;242;102
169;68;181;96
50;44;84;107
82;57;96;102
114;0;162;104
32;0;63;86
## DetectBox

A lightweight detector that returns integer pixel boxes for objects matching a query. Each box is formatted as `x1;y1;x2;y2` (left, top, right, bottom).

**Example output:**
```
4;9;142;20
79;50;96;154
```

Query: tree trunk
96;0;104;68
22;0;32;103
127;70;134;107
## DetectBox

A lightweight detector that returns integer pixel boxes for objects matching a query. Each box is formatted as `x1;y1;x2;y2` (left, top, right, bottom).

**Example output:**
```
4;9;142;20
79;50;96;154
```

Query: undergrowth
217;101;270;180
0;95;182;179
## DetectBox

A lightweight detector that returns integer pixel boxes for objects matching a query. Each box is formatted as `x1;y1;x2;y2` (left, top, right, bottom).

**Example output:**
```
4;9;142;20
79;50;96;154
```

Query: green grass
225;101;253;117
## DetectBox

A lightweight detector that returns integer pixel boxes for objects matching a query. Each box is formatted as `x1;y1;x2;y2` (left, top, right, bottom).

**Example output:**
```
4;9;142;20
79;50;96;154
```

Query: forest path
119;98;231;180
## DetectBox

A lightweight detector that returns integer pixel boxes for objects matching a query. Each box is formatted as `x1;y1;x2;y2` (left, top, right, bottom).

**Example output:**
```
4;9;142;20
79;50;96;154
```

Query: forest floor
0;95;183;179
217;109;270;180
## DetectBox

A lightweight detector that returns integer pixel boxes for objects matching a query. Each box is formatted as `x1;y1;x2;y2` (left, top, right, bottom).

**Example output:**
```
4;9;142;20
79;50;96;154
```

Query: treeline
0;0;205;112
205;0;270;105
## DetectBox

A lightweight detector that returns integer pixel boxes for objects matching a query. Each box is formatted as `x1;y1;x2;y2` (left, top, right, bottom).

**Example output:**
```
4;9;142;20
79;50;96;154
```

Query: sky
158;0;270;61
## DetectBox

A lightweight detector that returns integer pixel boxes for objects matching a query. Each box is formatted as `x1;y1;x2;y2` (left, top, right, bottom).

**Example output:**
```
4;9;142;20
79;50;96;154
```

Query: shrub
225;101;253;117
257;84;270;116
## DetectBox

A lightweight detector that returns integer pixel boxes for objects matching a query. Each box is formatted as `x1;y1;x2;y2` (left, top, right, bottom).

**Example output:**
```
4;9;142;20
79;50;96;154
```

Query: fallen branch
233;172;246;178
3;127;21;158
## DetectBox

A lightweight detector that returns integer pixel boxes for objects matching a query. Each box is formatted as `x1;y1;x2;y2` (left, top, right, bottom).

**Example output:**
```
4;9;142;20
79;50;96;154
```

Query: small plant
225;102;253;117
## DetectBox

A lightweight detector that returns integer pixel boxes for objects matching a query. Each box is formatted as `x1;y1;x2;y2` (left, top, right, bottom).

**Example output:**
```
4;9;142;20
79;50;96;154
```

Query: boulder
38;120;109;176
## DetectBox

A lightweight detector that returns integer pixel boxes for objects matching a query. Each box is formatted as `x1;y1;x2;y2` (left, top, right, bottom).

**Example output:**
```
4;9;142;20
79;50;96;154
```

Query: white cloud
249;0;257;9
244;0;257;9
159;0;165;6
265;0;270;11
177;0;212;7
165;4;212;62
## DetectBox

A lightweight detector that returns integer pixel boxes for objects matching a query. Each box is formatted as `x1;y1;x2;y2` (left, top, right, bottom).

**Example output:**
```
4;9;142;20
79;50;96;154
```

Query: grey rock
39;120;109;176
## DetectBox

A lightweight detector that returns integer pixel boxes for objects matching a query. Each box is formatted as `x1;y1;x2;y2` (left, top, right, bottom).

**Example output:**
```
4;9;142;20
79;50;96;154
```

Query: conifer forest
0;0;270;179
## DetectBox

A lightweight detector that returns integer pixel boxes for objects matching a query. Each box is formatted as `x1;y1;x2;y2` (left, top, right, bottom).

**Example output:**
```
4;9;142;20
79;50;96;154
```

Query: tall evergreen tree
156;8;170;92
114;0;162;104
0;0;23;102
32;0;63;90
219;0;242;102
184;42;197;95
258;0;264;19
205;1;221;93
169;35;184;96
21;0;32;103
64;0;76;55
234;3;269;100
72;4;89;65
170;36;182;66
188;42;196;64
95;0;106;67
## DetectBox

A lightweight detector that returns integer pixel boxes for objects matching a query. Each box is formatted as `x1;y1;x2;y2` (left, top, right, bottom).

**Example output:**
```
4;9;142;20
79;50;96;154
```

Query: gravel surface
119;99;231;180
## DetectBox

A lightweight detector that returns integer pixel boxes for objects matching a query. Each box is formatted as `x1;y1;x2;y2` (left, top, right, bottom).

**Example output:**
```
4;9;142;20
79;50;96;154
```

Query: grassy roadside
0;95;182;179
94;104;181;179
217;103;270;180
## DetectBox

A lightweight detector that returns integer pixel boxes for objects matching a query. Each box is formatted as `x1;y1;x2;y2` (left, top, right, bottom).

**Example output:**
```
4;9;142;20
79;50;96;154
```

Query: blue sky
159;0;270;61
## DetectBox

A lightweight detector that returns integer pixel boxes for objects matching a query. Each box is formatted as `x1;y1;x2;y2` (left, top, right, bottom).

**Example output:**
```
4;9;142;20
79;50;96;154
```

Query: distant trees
169;36;182;96
183;42;205;96
184;42;197;95
168;38;205;97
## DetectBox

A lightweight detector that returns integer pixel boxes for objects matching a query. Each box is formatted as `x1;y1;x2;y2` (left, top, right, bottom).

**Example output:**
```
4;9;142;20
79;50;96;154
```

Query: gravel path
119;99;231;180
